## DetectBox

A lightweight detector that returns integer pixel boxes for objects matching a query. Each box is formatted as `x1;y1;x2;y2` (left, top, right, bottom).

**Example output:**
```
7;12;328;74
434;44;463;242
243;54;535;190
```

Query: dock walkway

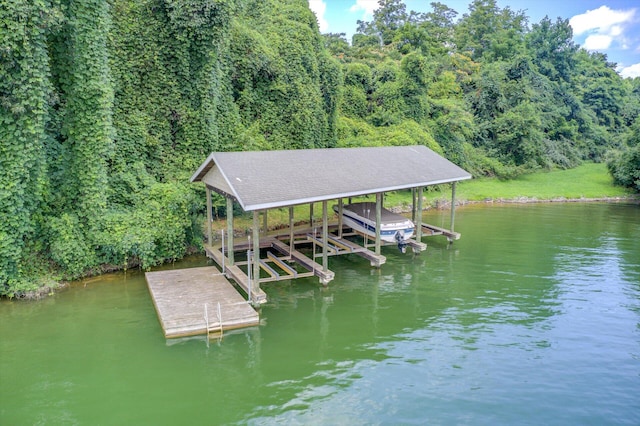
145;266;259;338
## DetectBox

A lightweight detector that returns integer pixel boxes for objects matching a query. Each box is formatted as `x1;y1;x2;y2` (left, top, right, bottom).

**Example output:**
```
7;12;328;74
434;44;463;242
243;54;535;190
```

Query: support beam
322;200;328;274
226;197;234;266
289;206;294;256
416;187;423;240
205;187;213;246
252;211;261;305
262;209;268;236
450;182;457;235
411;188;417;224
337;198;343;238
375;193;382;256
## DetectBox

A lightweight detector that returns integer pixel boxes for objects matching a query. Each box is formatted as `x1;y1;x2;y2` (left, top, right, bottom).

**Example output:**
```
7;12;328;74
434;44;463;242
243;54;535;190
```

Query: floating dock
145;266;259;338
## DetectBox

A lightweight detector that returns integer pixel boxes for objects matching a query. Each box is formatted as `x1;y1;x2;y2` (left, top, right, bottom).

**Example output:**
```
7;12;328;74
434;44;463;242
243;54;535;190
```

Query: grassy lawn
452;162;632;202
210;163;634;235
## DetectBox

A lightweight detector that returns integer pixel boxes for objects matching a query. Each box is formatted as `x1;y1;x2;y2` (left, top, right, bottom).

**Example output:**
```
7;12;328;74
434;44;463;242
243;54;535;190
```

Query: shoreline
380;195;639;215
429;195;640;209
7;195;639;301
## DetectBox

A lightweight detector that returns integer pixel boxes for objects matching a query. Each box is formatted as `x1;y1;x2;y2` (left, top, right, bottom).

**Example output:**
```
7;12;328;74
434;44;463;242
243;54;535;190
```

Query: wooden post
375;192;382;256
322;200;328;273
416;186;423;241
450;182;457;234
226;197;234;266
411;188;417;224
289;206;294;256
252;211;260;304
262;209;268;236
205;187;213;246
337;198;343;238
309;203;314;227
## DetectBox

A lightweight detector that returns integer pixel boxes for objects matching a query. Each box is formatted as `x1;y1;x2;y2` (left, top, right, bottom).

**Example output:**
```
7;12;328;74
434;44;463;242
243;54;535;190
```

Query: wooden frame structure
191;145;472;306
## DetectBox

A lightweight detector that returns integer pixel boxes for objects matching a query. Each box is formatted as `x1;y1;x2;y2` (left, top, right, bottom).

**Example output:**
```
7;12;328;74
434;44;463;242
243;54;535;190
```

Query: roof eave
190;153;216;183
241;175;472;211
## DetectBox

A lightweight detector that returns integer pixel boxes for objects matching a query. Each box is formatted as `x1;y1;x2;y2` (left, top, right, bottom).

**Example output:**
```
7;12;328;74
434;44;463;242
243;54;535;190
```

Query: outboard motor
395;231;407;253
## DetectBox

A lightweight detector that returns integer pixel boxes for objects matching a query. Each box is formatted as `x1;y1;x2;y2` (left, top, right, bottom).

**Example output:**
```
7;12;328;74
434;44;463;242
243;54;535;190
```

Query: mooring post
205;187;213;246
416;186;423;241
252;211;260;305
375;192;382;256
450;182;457;234
226;197;234;265
322;200;328;273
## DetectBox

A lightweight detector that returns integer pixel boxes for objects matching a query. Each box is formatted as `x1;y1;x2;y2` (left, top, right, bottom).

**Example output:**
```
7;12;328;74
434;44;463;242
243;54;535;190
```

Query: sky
308;0;640;78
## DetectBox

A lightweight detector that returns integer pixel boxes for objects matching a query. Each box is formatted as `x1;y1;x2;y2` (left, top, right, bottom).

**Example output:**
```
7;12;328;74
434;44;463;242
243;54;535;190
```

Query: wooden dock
145;266;259;338
204;244;269;304
421;223;460;240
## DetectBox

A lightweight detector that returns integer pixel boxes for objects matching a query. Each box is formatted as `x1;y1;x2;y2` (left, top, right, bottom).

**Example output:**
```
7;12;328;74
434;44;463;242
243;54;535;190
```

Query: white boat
334;202;415;252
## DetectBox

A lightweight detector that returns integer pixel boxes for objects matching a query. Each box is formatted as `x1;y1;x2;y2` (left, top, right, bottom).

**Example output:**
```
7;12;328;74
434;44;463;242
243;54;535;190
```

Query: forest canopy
1;0;639;296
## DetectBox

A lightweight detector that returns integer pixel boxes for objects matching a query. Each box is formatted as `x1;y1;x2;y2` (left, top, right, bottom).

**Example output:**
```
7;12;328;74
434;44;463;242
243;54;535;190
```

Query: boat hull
335;202;415;244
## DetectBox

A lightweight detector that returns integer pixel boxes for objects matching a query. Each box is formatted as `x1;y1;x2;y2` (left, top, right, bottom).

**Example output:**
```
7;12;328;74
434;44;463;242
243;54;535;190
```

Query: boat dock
145;266;259;338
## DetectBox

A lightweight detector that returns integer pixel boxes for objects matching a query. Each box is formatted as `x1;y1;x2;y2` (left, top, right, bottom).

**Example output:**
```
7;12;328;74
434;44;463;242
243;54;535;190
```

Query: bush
94;182;198;270
48;214;96;279
607;145;640;192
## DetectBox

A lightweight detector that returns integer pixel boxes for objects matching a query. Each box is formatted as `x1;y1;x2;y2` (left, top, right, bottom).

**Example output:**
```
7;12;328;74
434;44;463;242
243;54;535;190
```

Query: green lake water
2;203;639;425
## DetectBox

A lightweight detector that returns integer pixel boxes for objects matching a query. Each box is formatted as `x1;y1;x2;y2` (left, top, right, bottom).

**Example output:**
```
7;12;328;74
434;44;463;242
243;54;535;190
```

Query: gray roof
190;145;472;211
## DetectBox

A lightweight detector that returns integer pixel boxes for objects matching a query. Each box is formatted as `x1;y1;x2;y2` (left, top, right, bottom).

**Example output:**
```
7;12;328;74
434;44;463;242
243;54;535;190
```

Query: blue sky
308;0;640;78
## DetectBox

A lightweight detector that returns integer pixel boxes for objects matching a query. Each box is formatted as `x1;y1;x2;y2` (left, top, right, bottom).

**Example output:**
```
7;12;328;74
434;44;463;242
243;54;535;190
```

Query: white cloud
584;34;613;50
569;6;636;53
308;0;329;32
619;62;640;78
610;25;623;37
569;6;635;36
349;0;378;19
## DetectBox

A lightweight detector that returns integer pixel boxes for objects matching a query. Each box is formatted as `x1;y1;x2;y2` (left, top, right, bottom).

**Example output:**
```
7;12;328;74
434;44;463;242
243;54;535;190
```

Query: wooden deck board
269;238;335;284
421;223;460;240
145;266;259;338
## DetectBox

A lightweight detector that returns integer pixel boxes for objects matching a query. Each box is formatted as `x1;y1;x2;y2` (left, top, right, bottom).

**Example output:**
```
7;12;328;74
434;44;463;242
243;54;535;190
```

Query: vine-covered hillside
1;0;638;295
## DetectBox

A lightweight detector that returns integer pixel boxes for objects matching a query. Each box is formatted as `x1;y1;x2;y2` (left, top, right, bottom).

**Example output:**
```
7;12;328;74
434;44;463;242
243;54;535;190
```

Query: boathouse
146;145;471;338
190;145;471;305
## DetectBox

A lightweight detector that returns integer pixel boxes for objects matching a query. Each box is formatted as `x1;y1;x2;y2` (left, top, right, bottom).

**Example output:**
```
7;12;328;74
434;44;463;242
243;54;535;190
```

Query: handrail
204;303;209;333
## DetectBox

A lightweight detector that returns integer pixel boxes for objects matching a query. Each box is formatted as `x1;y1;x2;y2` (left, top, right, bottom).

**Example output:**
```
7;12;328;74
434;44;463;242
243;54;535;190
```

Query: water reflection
239;204;640;424
2;204;639;425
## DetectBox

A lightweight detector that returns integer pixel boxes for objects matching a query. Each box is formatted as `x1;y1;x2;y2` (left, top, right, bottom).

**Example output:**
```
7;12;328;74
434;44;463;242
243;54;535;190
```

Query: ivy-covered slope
2;0;639;296
1;0;340;296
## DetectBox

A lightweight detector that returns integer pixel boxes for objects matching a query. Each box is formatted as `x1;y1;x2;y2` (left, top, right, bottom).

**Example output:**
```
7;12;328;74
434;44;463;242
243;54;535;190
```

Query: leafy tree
526;17;577;82
322;33;351;61
455;0;527;61
374;0;408;46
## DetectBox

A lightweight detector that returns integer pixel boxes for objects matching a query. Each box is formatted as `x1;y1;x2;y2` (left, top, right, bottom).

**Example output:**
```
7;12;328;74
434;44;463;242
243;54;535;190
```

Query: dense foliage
1;0;638;295
328;0;639;179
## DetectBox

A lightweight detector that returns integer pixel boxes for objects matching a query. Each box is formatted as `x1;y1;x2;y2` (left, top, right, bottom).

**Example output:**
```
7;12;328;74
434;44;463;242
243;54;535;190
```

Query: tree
455;0;527;61
526;17;577;82
373;0;408;46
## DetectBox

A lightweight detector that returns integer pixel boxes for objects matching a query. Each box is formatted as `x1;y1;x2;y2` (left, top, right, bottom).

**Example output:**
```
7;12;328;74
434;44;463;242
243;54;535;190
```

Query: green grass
453;163;633;202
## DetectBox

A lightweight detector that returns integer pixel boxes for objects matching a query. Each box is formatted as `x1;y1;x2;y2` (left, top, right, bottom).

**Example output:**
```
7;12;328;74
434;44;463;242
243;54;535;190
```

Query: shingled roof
190;145;472;211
